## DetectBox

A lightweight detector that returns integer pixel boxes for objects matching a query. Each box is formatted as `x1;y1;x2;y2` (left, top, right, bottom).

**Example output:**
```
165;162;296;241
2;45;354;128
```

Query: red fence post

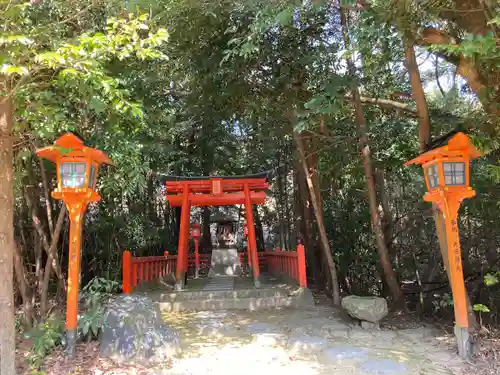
123;250;132;293
297;244;307;288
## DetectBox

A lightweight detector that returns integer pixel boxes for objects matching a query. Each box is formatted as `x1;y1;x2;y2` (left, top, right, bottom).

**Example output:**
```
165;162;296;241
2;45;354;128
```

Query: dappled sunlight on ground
160;307;465;375
17;304;471;374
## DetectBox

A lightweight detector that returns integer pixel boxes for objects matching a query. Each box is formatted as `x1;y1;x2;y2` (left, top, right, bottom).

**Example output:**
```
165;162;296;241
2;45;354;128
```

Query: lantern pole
441;195;470;357
429;188;475;359
191;223;201;278
65;200;88;356
194;238;200;278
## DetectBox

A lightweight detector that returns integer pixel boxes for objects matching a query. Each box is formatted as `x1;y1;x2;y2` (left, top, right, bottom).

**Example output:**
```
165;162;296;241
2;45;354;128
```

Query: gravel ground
159;306;466;375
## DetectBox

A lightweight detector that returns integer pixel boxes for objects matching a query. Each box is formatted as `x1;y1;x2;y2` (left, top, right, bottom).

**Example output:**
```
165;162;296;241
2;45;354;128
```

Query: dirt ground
16;299;499;375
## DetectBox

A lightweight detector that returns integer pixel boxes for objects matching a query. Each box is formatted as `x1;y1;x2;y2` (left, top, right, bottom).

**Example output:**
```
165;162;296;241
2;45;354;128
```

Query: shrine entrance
164;172;270;291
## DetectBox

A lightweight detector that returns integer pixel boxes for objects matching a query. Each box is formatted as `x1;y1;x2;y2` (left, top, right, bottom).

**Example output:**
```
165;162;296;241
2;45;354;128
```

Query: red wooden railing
123;244;307;293
123;251;213;293
238;252;269;270
265;245;307;288
187;253;211;269
123;251;178;293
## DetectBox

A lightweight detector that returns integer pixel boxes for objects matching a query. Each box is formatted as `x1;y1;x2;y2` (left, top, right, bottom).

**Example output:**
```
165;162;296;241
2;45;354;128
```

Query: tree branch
347;95;417;115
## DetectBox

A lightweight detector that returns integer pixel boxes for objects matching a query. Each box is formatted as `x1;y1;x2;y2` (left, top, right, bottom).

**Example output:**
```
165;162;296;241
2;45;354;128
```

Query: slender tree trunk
283;143;292;247
201;146;213;252
276;150;287;249
202;207;212;252
341;9;404;305
404;44;431;151
24;184;65;287
253;206;265;250
40;205;67;316
375;169;394;251
295;160;318;286
35;233;43;293
39;158;54;236
304;132;330;291
0;77;16;375
404;42;479;330
294;131;340;305
14;242;35;327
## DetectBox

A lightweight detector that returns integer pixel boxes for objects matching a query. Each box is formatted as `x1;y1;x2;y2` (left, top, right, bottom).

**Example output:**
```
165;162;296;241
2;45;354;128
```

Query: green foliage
78;277;120;340
24;314;65;368
484;273;499;286
432;293;454;312
473;304;490;313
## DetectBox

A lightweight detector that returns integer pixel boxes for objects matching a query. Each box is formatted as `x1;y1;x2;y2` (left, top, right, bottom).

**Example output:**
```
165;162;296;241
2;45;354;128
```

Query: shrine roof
161;170;271;182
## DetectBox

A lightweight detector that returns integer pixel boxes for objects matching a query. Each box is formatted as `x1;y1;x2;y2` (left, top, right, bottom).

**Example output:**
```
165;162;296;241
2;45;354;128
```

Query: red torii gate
165;172;269;290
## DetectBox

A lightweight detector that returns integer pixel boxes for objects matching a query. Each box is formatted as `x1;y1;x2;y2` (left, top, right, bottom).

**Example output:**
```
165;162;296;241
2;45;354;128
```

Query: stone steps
203;276;235;291
156;288;290;302
160;295;299;312
156;288;314;312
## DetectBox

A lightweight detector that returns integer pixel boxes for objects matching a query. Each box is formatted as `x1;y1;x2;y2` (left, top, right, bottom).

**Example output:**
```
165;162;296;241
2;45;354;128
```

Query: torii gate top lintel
165;171;270;207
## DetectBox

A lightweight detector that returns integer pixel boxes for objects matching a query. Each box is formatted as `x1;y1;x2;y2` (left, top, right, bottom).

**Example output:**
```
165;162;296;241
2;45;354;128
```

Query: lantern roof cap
405;131;480;166
36;132;113;166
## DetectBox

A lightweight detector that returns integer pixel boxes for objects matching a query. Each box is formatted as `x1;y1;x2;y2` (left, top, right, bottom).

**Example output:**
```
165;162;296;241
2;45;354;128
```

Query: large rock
100;294;180;363
341;295;388;323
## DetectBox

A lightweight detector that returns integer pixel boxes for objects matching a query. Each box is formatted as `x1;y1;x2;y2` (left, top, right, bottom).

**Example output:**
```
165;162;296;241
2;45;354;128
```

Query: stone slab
287;335;330;353
252;333;288;346
319;345;370;363
246;322;281;334
359;359;409;374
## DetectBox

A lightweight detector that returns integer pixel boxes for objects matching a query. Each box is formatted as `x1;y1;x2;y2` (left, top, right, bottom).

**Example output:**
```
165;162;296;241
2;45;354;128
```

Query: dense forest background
1;0;500;373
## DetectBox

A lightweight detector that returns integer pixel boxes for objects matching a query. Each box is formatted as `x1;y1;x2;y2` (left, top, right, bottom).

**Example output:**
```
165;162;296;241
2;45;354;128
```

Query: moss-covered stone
99;294;180;363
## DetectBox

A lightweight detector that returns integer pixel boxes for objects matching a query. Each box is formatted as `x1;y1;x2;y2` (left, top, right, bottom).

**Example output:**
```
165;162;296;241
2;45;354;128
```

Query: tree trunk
276;150;287;250
404;44;431;151
341;9;404;305
283;143;292;247
293;131;341;305
39;158;54;237
295;140;323;291
253;206;265;250
201;207;212;252
304;132;331;291
0;77;16;375
375;168;394;252
35;232;43;293
404;42;479;330
14;242;35;327
24;184;65;288
40;205;67;317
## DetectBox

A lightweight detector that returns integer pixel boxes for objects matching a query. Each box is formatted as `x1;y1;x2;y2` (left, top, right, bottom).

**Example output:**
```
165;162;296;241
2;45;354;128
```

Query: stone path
160;306;466;375
202;276;235;291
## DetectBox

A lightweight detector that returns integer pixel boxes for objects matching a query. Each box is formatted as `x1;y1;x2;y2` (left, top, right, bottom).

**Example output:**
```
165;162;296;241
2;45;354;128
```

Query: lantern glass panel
443;162;466;186
88;164;97;189
426;164;439;189
60;162;86;188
